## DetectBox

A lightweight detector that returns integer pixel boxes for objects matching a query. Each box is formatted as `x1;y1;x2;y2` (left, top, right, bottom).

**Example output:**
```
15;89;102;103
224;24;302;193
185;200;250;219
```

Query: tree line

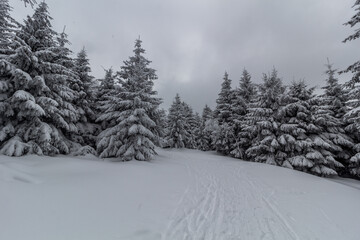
0;1;359;178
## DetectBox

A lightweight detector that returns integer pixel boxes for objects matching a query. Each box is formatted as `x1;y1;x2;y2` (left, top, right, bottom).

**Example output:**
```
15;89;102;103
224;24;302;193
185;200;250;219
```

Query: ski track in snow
1;150;359;240
162;151;309;240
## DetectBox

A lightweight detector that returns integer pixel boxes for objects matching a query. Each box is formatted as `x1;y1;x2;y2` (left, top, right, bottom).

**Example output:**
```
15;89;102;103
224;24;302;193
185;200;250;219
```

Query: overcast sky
9;0;359;112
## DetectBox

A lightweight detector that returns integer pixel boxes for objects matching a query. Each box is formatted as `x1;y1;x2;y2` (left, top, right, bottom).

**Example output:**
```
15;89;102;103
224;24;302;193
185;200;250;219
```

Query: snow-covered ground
1;149;360;240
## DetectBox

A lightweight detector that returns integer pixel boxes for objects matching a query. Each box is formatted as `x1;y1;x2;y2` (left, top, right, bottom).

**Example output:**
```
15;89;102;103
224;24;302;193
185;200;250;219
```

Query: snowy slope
1;149;360;240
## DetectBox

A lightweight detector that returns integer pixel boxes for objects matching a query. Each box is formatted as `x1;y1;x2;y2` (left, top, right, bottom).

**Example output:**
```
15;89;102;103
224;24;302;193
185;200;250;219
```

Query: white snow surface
1;149;360;240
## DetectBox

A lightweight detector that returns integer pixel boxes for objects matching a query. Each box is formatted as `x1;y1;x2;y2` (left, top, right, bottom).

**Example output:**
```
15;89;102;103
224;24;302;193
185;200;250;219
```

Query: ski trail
161;151;304;240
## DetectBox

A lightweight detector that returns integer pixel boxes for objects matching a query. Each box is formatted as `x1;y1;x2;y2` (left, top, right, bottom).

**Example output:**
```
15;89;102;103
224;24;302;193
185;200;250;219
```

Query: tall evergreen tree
304;63;354;176
245;69;286;165
202;105;213;122
341;0;360;86
0;0;17;48
277;81;317;172
322;60;348;119
96;68;117;129
197;105;213;151
166;94;189;148
214;71;233;124
214;72;235;154
182;102;198;149
97;39;161;161
0;2;80;156
73;47;99;148
230;69;256;159
340;0;360;176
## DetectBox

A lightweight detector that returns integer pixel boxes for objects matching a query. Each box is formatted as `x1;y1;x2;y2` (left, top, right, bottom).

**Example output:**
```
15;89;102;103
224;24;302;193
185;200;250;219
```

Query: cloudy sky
9;0;359;112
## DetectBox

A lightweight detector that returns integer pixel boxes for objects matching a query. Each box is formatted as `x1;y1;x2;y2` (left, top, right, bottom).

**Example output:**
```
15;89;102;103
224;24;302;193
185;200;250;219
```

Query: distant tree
202;105;213;121
182;102;198;149
214;71;233;124
197;105;214;151
153;108;167;147
166;94;189;148
96;68;117;130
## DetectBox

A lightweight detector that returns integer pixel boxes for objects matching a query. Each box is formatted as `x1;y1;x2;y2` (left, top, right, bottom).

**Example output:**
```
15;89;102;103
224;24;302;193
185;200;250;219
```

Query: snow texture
1;148;359;240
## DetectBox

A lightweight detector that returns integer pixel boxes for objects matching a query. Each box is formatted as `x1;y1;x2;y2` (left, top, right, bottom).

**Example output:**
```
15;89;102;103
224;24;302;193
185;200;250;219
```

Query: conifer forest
2;1;360;240
1;0;360;178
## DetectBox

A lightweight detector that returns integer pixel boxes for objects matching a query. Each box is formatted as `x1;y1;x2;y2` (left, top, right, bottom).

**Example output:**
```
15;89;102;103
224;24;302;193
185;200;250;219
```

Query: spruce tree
73;47;99;149
0;2;80;156
97;39;161;161
341;0;360;86
277;81;317;172
344;85;360;176
96;68;117;130
302;63;353;176
166;94;189;148
230;69;256;159
202;105;213;122
0;0;17;48
197;105;213;151
340;0;360;176
214;72;235;154
214;72;233;124
322;60;348;119
245;69;285;165
182;102;198;149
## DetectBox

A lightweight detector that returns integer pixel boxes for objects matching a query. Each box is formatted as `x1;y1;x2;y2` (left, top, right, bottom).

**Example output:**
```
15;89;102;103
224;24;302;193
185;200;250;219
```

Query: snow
1;148;360;240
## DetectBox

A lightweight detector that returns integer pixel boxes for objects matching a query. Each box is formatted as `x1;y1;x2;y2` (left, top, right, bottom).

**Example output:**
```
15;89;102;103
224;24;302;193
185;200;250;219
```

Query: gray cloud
9;0;359;112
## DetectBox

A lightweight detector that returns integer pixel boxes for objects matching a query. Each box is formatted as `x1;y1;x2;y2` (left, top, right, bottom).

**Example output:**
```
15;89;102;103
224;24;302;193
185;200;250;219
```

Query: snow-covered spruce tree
182;102;198;149
282;80;348;176
341;0;360;86
276;81;318;172
0;0;17;48
202;104;213;122
193;112;202;148
0;2;80;156
306;98;349;176
321;61;354;171
214;71;233;124
245;69;285;165
343;83;360;176
72;47;100;150
339;0;360;176
95;68;123;158
96;67;117;130
214;72;236;154
322;60;348;119
54;28;90;149
153;108;167;147
197;105;214;151
97;39;161;161
166;94;189;148
296;63;353;176
230;69;256;159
